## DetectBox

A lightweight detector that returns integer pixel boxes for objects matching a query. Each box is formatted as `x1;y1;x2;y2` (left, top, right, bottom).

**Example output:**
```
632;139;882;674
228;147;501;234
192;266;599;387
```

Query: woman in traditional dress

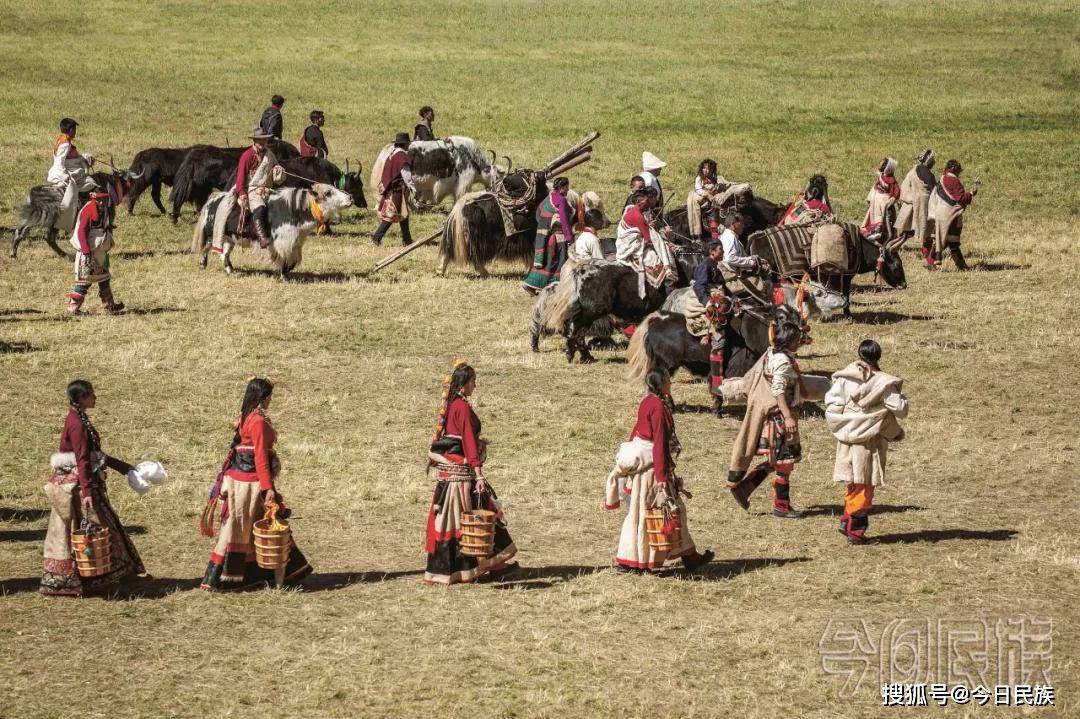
67;191;125;315
895;149;937;266
725;321;807;518
927;158;979;271
41;380;145;596
825;340;909;544
522;177;576;294
201;378;312;591
425;361;518;584
605;369;714;573
860;157;900;242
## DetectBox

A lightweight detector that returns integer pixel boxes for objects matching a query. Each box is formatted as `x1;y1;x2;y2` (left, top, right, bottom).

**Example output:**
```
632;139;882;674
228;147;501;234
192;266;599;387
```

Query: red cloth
225;410;277;491
621;204;654;246
629;393;675;483
59;408;94;498
380;148;410;194
805;198;832;214
875;174;900;198
74;201;101;254
444;397;483;469
234;146;263;197
940;172;973;207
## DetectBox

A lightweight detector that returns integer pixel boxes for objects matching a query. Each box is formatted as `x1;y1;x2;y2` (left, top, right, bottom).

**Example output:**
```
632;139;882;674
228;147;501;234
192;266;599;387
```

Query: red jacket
621;204;654;246
443;397;483;469
226;410;277;491
59;408;128;499
875;174;900;199
74;200;104;254
939;171;973;207
234;146;264;197
629;393;676;483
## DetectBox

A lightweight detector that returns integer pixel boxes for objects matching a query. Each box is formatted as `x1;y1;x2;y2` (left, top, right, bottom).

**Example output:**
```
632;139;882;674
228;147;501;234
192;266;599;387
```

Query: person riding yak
235;125;282;249
299;110;328;159
616;187;677;299
47;117;97;226
683;212;770;399
687;159;753;241
779;175;833;227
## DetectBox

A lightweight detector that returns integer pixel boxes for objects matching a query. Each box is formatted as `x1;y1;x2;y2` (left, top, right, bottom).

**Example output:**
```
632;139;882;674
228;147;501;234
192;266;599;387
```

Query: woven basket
253;504;291;570
645;507;681;552
71;528;112;577
460;509;496;557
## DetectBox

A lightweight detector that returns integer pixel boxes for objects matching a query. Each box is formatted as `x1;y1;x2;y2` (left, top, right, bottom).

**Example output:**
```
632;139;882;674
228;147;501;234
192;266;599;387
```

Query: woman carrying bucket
604;369;714;574
424;361;518;584
200;377;312;591
40;380;146;596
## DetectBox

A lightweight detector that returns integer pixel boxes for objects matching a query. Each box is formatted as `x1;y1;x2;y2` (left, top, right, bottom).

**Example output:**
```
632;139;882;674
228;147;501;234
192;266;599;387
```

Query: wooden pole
372;228;443;272
546;151;592;178
542;131;600;174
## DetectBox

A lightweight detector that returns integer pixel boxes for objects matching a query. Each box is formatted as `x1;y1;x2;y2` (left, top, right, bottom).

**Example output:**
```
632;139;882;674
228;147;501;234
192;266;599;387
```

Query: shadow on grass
0;340;39;354
0;575;201;598
232;268;370;284
121;307;185;317
602;356;627;365
490;564;607;591
113;250;188;260
871;528;1018;545
849;310;934;324
0;507;50;522
0;308;45;317
0;315;67;325
800;504;925;518
974;261;1030;272
0;525;147;543
679;556;812;582
298;569;425;592
849;284;902;295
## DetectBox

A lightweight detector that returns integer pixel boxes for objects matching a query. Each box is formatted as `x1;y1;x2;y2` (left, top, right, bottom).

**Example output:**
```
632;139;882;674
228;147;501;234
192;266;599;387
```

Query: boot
727;467;769;510
771;475;803;519
920;239;937;270
100;288;125;315
709;348;725;398
842;514;869;544
681;549;715;572
400;219;413;247
253;207;272;249
66;292;86;316
947;242;969;271
371;220;392;247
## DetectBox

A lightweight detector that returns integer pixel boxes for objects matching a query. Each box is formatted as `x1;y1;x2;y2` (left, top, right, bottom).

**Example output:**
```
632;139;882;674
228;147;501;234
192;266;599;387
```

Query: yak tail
540;269;575;332
626;315;654;384
190;202;210;254
441;196;471;265
170;157;194;218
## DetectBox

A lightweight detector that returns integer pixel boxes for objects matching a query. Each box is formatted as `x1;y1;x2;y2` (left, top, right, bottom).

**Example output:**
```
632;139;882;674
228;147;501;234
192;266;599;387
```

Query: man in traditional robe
616;189;677;298
895;149;937;265
259;95;285;139
522;177;575;294
926;158;978;271
47;117;97;226
300;110;328;158
372;132;417;246
235;125;280;249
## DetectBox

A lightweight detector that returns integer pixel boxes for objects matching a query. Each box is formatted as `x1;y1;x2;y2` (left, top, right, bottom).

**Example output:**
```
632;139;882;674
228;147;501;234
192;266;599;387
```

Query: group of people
38;332;908;595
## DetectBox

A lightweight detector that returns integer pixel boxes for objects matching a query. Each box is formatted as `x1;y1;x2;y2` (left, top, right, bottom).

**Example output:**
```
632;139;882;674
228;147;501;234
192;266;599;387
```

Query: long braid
72;402;101;452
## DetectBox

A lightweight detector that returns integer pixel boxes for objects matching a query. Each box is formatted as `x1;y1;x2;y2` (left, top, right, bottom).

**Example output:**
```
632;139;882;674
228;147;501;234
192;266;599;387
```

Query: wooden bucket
645;507;681;552
253;503;291;570
71;528;112;577
460;509;496;558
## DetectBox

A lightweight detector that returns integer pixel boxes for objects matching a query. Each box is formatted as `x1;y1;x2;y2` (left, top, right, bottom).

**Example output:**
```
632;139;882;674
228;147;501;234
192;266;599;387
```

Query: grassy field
1;1;1077;717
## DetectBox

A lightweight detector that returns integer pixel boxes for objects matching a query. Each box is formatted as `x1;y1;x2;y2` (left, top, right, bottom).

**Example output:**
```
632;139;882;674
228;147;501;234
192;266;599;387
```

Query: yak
371;136;506;209
11;168;142;260
169;139;299;223
191;184;353;279
663;194;788;244
125;147;188;215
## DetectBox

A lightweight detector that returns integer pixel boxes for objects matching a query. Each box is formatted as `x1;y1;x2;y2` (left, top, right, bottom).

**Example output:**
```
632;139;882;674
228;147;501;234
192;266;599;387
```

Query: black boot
727;467;769;511
400;218;413;247
681;549;715;572
947;242;969;271
371;220;392;247
253;206;272;249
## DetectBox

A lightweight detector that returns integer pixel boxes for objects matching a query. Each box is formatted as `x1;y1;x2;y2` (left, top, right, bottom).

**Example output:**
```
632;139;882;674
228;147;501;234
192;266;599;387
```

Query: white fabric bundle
127;461;168;495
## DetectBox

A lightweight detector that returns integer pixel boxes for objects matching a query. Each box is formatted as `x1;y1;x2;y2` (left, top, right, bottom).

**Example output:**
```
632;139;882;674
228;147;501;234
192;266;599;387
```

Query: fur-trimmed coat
825;361;908;486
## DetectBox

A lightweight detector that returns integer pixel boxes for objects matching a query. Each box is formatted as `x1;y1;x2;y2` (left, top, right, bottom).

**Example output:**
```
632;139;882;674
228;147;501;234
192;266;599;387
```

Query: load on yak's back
369;136;509;209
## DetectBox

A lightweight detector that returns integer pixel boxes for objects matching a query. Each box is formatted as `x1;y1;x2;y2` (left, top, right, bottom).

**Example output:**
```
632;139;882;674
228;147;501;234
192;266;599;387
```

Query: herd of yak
8;134;912;412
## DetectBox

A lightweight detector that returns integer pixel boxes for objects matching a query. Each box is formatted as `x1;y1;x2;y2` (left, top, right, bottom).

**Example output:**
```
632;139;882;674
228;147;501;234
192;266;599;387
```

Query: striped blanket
750;221;861;277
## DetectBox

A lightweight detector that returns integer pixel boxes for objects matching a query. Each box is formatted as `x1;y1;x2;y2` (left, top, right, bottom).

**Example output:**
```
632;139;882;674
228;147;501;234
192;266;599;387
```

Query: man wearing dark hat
259;94;285;140
300;110;328;158
235;125;280;248
372;132;417;246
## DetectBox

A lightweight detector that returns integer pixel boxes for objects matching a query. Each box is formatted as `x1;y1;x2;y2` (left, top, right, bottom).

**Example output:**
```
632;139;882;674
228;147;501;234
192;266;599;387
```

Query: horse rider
300;110;328;158
236;125;281;249
48;117;97;223
372;132;418;247
259;94;285;139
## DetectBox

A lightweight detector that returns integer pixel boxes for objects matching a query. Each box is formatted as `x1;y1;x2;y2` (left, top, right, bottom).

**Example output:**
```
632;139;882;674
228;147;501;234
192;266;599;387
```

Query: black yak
125;147;187;215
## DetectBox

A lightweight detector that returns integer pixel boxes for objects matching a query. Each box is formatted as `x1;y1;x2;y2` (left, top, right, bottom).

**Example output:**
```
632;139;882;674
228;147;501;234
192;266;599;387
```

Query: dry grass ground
0;1;1077;717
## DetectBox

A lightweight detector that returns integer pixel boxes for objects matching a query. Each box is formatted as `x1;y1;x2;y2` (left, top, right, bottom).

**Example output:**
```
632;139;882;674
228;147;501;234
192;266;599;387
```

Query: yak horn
502;155;513;172
127;169;145;180
488;149;497;166
355;158;362;173
345;158;350;174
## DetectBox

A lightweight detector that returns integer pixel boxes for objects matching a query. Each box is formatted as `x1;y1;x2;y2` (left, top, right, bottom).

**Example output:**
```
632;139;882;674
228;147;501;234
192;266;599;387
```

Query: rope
493;171;539;215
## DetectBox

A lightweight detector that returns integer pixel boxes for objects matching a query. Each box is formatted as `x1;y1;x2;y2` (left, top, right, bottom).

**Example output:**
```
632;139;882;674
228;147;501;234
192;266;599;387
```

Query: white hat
642;151;666;172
